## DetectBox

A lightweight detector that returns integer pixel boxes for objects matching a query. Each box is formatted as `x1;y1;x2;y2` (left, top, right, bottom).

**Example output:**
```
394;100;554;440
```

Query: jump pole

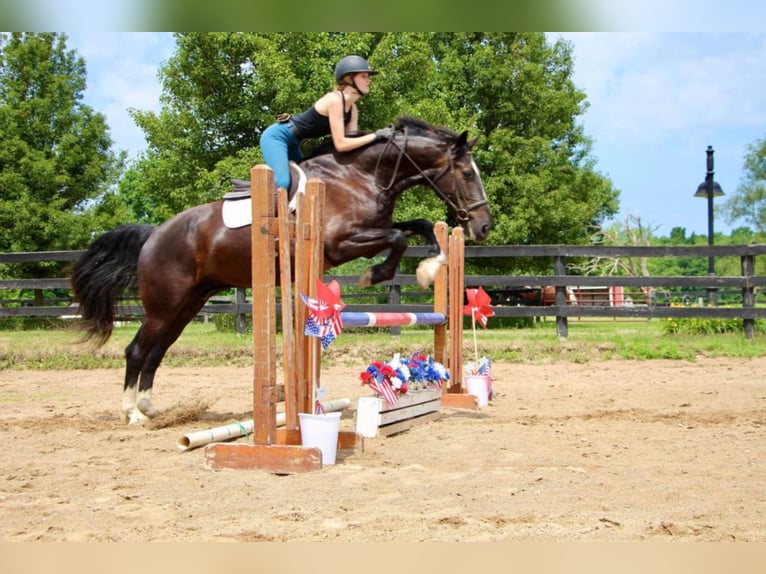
204;165;362;473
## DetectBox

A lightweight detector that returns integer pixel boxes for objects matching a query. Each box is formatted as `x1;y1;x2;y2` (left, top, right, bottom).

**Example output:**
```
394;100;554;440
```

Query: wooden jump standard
204;165;473;474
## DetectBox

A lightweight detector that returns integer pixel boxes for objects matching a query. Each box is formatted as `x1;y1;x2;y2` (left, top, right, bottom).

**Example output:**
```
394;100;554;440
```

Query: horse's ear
455;131;479;150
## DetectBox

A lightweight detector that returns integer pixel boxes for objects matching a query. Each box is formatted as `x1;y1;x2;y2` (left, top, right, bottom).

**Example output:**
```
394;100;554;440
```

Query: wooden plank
306;180;325;412
203;443;322;473
449;226;465;392
251;164;279;446
277;188;298;431
379;389;441;410
465;274;761;289
355;390;442;438
379;397;440;426
461;244;766;258
377;411;442;437
433;222;448;366
492;305;766;320
440;393;479;410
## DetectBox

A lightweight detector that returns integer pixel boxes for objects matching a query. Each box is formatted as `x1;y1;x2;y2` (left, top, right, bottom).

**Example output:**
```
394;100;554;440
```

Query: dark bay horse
71;116;492;424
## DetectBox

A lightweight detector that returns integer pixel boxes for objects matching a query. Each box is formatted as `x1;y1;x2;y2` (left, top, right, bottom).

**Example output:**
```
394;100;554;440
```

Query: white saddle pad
221;162;307;229
221;198;252;228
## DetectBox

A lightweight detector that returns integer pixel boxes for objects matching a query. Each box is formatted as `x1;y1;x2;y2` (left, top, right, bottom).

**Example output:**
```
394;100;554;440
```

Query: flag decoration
463;286;495;328
360;363;400;406
477;356;492;378
360;352;449;406
301;279;345;349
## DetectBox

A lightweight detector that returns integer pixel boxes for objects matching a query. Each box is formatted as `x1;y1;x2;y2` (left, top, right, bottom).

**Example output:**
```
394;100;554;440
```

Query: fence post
554;255;568;338
235;288;248;334
742;253;755;339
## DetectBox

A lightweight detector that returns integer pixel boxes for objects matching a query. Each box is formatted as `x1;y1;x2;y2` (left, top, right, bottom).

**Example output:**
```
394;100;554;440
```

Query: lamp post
693;145;724;304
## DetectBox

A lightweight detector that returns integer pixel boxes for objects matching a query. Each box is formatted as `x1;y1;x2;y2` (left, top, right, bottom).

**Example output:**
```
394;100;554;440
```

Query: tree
0;33;125;275
127;33;618;271
722;137;766;233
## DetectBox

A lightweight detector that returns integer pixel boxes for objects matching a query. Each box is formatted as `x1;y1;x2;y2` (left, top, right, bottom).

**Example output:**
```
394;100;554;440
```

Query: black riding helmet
334;55;378;94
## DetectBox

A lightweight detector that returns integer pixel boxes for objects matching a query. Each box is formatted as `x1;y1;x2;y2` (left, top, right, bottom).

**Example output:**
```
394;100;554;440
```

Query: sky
554;32;766;237
64;30;766;238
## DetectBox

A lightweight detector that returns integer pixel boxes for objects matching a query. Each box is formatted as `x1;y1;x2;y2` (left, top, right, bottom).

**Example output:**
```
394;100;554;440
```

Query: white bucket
299;412;341;465
465;374;490;407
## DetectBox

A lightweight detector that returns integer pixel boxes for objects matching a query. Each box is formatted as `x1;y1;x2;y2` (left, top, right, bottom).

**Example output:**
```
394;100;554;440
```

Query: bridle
374;128;489;223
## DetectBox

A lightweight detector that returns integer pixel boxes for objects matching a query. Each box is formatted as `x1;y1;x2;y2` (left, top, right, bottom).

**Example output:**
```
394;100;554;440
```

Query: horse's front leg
393;219;446;288
330;228;409;287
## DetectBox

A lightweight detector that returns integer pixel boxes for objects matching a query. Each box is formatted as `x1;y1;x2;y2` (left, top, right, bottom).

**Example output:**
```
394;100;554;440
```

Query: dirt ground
1;357;764;542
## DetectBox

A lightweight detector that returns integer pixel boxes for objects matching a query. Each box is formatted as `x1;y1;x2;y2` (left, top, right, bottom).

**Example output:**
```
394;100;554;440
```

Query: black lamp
693;145;724;278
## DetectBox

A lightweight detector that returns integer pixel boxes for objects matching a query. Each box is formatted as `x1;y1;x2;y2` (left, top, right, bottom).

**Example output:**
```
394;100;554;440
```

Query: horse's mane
303;116;458;160
394;116;459;142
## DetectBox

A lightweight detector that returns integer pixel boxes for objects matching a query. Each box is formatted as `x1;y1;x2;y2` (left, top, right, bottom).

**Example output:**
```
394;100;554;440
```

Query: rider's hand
375;127;393;140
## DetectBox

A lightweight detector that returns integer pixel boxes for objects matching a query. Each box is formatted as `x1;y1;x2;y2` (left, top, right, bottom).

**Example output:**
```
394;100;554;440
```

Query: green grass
1;317;765;371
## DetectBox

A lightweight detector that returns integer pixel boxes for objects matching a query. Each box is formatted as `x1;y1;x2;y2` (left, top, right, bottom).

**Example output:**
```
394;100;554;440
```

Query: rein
374;128;488;222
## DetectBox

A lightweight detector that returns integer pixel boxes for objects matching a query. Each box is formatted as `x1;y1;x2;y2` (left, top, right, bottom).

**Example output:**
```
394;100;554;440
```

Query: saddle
223;162;306;210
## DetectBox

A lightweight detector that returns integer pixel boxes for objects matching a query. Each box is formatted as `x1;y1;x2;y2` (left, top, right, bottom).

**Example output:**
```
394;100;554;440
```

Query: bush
661;316;766;335
213;313;251;333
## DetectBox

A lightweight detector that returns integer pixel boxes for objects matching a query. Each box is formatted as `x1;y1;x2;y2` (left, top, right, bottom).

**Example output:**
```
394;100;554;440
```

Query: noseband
375;128;489;223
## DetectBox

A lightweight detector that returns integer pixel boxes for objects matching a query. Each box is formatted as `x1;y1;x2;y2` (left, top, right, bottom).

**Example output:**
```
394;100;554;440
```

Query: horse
70;116;492;424
514;286;579;306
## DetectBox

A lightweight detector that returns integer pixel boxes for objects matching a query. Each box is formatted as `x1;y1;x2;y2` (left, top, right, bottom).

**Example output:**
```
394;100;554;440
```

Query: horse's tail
70;224;156;346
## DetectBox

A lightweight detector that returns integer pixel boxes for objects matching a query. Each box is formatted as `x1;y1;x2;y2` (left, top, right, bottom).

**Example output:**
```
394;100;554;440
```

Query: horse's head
384;117;492;242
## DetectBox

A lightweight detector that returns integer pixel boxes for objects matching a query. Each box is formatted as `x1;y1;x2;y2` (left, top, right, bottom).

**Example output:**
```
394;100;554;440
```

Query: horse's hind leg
122;322;170;424
122;298;207;424
122;326;149;424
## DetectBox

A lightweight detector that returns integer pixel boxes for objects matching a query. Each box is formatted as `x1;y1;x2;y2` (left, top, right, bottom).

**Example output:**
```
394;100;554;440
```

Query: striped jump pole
340;312;446;328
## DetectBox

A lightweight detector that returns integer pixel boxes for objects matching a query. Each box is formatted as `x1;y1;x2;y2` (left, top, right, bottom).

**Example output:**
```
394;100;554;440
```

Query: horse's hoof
124;410;149;425
137;397;159;418
416;254;446;289
357;269;373;287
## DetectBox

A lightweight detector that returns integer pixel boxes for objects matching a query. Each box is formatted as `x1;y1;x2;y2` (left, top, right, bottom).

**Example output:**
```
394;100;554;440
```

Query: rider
259;55;393;191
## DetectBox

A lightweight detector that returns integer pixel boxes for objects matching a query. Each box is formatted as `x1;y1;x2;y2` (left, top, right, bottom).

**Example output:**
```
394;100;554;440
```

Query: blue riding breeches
260;122;303;190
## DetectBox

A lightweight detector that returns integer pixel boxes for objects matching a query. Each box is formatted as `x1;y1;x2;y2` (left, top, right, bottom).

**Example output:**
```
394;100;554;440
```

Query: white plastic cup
298;412;341;465
465;374;490;407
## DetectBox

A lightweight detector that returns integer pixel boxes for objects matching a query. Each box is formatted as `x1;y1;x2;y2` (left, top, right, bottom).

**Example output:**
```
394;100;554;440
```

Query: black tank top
289;91;352;140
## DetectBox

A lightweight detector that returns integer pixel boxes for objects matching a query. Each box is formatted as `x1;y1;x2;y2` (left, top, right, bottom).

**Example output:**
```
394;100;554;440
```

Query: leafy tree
127;33;618;275
0;32;126;277
722;137;766;233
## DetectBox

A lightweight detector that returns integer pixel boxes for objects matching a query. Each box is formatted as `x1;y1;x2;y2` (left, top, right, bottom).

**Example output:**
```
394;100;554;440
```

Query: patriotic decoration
360;352;449;406
463;286;495;376
463;287;495;328
477;356;492;378
301;279;345;349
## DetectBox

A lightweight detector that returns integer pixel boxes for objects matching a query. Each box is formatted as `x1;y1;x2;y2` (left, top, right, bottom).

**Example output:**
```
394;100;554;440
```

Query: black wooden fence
2;244;766;338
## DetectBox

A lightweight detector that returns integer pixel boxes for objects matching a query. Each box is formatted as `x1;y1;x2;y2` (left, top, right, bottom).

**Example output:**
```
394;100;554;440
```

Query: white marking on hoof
136;388;158;418
416;253;447;288
357;269;373;287
137;397;159;418
124;408;149;425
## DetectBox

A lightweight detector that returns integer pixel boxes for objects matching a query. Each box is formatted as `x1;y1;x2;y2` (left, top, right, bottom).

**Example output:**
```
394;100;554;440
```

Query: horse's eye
462;169;474;180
